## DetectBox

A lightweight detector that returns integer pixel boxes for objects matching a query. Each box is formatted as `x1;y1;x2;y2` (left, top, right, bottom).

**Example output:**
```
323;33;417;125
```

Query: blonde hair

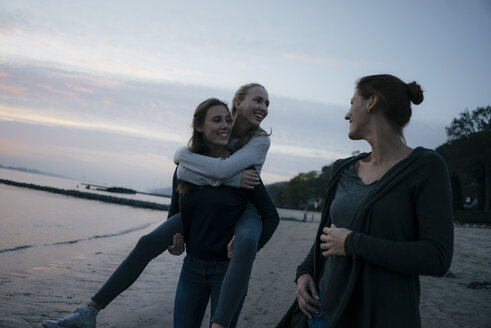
231;83;271;150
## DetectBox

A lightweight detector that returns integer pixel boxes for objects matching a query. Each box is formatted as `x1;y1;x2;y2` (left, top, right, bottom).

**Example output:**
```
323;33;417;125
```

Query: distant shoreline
0;164;73;179
0;179;170;211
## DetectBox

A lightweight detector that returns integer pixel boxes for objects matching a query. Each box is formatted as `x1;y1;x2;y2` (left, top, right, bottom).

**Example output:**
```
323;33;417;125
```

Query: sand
0;209;490;328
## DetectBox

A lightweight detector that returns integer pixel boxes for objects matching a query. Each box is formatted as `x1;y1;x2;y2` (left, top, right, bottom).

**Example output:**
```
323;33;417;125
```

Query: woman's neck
364;123;412;165
231;118;254;139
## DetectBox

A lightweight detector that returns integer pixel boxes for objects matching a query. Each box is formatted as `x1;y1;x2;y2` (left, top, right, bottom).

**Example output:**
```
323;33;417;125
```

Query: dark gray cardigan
277;147;454;328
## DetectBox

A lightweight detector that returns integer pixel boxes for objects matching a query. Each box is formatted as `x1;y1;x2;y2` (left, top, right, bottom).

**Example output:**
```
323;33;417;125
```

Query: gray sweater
174;135;270;186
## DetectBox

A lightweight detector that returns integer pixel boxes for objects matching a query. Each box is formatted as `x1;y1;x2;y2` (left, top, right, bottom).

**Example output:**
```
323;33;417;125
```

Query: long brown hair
231;83;271;150
177;98;229;195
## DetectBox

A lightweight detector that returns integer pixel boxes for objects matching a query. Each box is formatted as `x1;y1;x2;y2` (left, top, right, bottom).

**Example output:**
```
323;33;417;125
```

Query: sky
0;0;490;191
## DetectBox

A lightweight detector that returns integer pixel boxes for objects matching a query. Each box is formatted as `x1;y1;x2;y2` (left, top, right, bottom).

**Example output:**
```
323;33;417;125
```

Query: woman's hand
168;233;185;256
240;169;260;189
296;273;321;319
320;224;352;257
227;235;235;259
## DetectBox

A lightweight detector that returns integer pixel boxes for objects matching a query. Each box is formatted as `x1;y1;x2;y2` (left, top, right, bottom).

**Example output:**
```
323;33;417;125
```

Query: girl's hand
240;169;260;189
319;224;352;257
296;274;321;319
168;233;185;255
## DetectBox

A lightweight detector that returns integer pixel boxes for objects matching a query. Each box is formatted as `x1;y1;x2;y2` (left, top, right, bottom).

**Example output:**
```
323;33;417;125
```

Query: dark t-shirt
319;162;376;291
170;167;279;261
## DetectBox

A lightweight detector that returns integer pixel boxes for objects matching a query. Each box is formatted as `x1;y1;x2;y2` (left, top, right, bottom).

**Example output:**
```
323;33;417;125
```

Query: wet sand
0;209;490;327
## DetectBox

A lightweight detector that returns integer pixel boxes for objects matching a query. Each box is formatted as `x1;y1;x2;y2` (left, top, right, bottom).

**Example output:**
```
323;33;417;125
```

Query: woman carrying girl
42;83;278;328
170;97;279;327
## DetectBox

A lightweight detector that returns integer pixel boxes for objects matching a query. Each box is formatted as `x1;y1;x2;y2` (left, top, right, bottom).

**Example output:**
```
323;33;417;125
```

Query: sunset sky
1;0;490;191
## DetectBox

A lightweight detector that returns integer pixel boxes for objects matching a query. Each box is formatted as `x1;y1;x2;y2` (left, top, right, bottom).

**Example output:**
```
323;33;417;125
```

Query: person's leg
212;208;262;327
92;213;183;308
42;214;183;328
227;293;246;328
174;256;211;328
208;261;230;328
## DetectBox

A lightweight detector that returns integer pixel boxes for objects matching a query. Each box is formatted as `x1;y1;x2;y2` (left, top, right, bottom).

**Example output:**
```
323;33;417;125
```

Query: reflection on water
0;168;169;252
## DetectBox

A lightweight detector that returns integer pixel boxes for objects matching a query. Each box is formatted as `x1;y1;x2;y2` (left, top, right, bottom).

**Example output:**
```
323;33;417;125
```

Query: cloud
281;51;347;66
70;75;122;89
65;82;93;94
270;143;345;161
0;84;26;93
38;85;78;97
0;139;26;157
0;105;186;144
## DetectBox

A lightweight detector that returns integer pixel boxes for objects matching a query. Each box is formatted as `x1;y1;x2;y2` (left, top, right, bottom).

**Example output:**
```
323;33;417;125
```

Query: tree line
267;106;491;213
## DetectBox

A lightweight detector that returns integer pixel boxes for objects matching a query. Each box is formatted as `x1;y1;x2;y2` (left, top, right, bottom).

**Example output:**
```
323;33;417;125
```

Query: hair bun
407;81;424;105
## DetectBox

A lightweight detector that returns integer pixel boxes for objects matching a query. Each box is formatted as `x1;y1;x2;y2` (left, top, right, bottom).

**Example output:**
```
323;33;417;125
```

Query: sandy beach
0;208;490;328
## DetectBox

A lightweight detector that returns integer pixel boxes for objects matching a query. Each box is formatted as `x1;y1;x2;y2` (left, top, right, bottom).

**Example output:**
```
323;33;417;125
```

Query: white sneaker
42;303;98;328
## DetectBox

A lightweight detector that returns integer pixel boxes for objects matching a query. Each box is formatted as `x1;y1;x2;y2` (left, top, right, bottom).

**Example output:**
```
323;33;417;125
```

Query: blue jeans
174;255;245;328
212;207;262;327
91;209;261;325
308;291;329;328
92;214;183;307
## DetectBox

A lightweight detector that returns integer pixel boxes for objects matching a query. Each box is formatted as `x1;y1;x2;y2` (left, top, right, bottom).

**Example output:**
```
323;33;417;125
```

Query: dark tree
437;106;491;210
445;106;491;141
270;163;333;210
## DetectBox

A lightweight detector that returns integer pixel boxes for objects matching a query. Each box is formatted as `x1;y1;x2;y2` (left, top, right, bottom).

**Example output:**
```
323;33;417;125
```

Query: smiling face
197;105;233;151
345;89;372;140
234;86;269;130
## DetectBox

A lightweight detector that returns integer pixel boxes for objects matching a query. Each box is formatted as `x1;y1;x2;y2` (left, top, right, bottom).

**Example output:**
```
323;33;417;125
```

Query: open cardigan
277;147;454;328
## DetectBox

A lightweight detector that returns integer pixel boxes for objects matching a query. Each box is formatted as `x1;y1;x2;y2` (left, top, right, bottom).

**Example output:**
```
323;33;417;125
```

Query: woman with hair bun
278;74;454;328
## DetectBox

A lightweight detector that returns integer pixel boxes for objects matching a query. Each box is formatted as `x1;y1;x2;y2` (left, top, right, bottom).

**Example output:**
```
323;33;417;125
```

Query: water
0;168;171;253
0;167;171;205
0;168;185;326
0;168;320;254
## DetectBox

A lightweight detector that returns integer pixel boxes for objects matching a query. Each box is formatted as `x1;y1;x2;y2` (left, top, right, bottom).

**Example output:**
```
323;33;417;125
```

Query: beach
0;208;490;327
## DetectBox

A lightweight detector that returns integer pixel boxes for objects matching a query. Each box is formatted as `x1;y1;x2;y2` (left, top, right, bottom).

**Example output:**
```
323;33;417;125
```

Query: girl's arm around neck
174;135;270;183
177;165;241;187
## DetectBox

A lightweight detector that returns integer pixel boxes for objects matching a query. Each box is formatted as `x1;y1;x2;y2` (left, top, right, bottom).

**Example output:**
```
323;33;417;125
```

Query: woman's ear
233;99;241;110
367;94;378;112
196;125;203;133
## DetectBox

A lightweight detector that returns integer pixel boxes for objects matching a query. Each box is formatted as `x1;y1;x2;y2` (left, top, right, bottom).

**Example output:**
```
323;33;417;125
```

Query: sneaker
42;303;98;328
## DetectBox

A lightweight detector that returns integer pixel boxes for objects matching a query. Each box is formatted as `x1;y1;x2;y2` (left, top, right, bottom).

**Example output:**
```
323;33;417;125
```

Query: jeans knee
233;234;259;257
132;233;159;259
136;233;152;250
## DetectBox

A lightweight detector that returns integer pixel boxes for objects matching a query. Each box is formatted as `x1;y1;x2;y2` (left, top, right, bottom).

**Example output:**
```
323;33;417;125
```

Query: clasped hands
168;170;257;256
168;233;235;260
